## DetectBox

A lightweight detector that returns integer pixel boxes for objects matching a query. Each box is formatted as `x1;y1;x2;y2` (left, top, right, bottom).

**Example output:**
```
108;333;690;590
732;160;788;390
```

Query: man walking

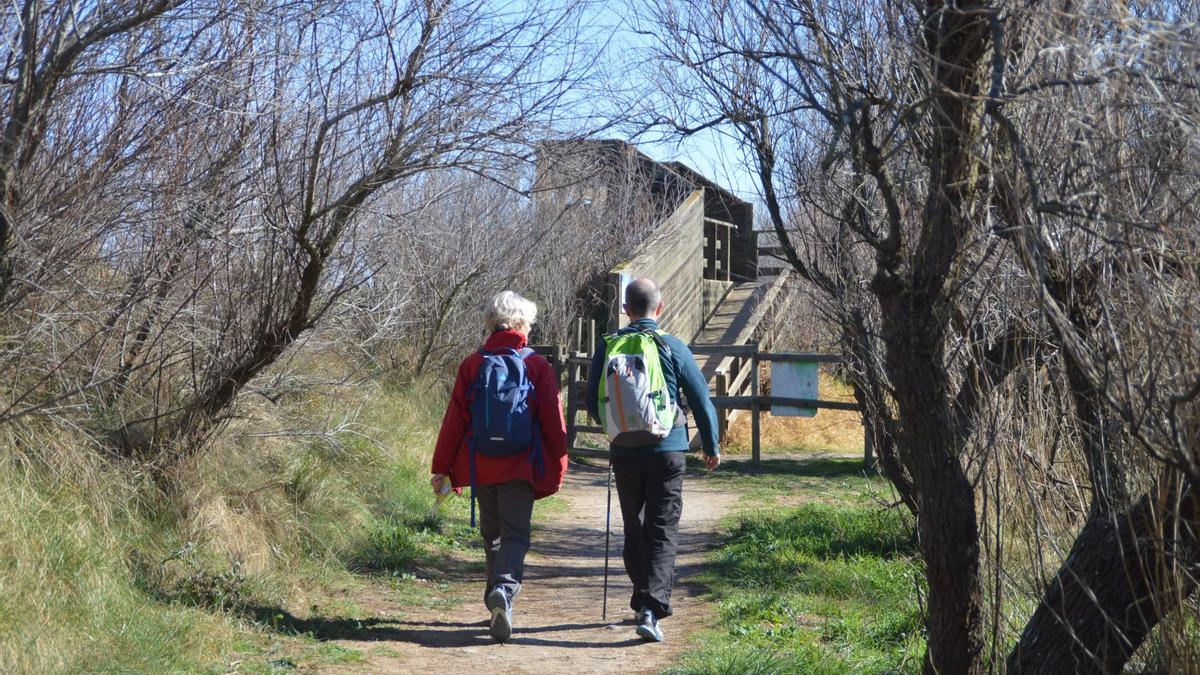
587;277;720;643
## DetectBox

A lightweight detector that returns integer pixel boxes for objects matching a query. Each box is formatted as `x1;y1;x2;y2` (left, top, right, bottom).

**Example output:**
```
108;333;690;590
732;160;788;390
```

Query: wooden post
750;342;761;468
727;354;753;427
722;223;732;282
715;371;729;441
704;219;715;279
853;383;877;472
565;358;580;453
607;271;623;333
864;418;876;471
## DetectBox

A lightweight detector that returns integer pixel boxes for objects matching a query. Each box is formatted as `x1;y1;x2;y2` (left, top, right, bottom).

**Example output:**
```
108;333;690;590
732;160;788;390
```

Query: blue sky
566;0;763;202
639;129;761;203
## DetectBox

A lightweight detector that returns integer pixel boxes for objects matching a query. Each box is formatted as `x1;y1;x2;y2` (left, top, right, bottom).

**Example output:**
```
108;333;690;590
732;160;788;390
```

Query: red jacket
432;330;568;499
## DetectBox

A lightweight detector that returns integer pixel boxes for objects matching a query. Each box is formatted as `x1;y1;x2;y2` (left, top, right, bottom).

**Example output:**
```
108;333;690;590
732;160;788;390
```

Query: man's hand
430;473;449;495
705;454;720;471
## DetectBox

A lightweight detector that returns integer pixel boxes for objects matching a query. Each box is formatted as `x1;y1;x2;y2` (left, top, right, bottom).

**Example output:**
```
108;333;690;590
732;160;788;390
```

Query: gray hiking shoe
635;608;663;642
487;587;512;643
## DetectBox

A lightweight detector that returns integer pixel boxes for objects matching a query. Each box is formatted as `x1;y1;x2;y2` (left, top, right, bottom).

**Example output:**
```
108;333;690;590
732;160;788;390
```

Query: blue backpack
466;348;545;526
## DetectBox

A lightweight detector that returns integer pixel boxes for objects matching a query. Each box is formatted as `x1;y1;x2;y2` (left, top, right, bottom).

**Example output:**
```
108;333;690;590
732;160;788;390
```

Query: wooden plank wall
606;190;706;341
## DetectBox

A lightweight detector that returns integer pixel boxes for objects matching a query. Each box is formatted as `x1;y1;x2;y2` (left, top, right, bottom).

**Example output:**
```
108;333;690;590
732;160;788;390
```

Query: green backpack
598;328;676;447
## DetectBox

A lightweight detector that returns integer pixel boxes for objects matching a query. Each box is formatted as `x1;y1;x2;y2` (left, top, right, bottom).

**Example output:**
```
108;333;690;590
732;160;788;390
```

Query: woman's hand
430;473;449;495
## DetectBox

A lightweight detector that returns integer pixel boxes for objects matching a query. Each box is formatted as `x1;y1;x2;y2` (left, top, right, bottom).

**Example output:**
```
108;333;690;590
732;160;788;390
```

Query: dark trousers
475;479;534;604
612;451;685;619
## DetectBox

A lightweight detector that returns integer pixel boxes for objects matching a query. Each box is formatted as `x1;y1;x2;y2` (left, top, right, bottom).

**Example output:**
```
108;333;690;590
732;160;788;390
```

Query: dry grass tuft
724;372;864;456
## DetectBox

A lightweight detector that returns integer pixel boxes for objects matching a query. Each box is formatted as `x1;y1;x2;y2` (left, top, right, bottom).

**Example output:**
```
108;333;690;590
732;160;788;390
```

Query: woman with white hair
430;290;568;643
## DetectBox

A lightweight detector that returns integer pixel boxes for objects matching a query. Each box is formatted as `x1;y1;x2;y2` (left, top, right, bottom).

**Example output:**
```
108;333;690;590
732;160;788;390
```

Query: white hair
484;290;537;333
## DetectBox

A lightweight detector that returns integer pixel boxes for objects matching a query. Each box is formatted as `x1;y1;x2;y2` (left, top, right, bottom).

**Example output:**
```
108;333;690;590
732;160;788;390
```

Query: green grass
671;458;924;675
687;455;887;506
0;367;572;672
0;372;477;673
0;453;239;673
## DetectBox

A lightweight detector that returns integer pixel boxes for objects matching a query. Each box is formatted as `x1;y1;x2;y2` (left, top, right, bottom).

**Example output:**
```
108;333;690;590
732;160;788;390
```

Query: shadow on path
246;606;642;650
287;452;746;671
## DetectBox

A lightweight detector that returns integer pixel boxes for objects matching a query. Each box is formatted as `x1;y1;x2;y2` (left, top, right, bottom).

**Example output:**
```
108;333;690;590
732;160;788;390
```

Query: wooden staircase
691;268;792;440
544;141;796;458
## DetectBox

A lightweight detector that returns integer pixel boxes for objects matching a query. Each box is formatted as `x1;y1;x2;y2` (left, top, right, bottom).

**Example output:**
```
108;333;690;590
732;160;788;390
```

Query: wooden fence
564;350;607;460
691;344;867;467
703;217;734;281
564;342;873;469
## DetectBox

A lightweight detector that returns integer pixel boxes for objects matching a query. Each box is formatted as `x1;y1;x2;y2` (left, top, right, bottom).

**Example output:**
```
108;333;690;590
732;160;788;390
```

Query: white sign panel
771;360;818;417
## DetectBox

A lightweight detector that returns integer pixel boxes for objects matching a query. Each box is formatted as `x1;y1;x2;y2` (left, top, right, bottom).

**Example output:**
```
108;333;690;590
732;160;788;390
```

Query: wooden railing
563;350;607;459
529;344;567;377
700;267;792;436
605;191;706;338
691;344;867;467
564;342;873;469
703;217;734;281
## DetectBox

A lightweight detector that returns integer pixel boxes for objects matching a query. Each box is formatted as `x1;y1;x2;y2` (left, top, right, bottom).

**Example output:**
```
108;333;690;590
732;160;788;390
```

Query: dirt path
324;460;739;674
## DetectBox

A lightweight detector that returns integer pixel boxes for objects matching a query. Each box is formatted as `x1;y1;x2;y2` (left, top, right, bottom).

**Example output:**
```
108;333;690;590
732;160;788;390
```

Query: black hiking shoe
487;587;513;643
635;608;663;642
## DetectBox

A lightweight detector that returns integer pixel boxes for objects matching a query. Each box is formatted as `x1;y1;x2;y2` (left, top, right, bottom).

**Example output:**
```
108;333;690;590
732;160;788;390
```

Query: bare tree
0;0;188;308
0;0;598;471
106;0;596;459
985;5;1200;670
643;0;1199;672
0;0;244;429
335;144;681;381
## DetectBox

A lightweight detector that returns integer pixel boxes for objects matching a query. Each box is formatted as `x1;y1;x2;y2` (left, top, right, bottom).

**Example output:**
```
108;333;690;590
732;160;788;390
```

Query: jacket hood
482;329;528;352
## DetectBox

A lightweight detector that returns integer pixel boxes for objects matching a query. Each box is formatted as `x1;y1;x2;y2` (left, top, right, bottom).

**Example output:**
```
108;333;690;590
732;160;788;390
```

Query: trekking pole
602;458;613;622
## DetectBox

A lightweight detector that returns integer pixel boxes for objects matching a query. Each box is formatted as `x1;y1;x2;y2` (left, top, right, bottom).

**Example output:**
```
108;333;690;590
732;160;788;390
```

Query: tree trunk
877;290;985;675
111;235;328;459
843;315;918;517
893;4;992;670
918;479;985;675
1007;481;1199;674
0;207;12;307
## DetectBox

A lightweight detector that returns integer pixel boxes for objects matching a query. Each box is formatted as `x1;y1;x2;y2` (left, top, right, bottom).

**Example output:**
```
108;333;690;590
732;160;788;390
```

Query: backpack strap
469;456;476;528
630;327;679;407
601;328;672;355
638;329;688;427
467;348;499;527
466;350;490;407
516;348;543;471
638;327;673;359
